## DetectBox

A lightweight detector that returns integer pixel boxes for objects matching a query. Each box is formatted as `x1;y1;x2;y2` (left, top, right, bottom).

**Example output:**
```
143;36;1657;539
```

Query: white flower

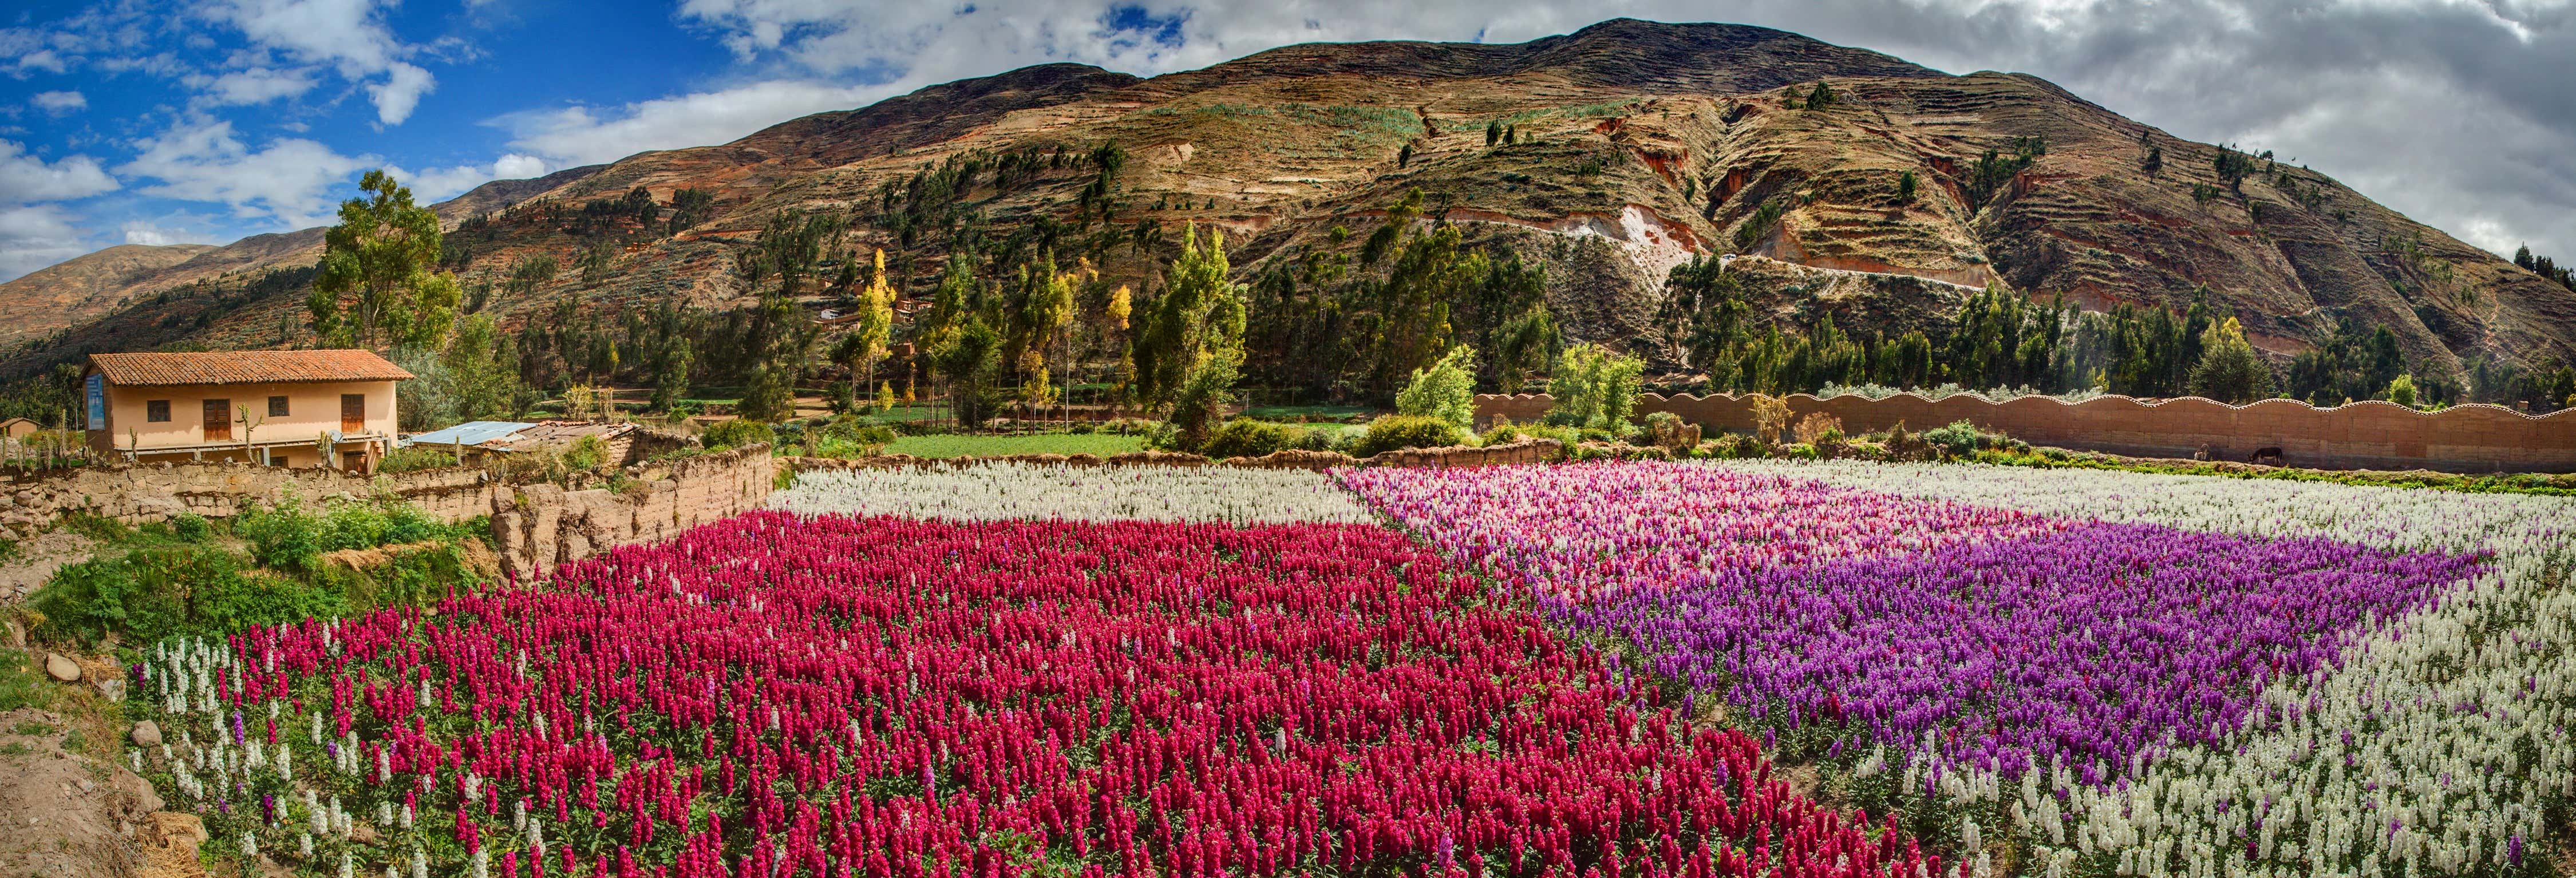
771;462;1375;524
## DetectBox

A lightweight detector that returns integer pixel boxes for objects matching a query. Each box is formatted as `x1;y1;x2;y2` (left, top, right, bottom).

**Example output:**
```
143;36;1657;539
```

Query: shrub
378;445;460;473
170;513;211;543
1394;346;1478;431
1201;420;1297;458
32;545;251;646
1919;420;2026;458
1792;413;1844;445
1748;394;1793;444
563;434;610;470
1348;415;1465;458
1546;343;1646;434
701;419;776;451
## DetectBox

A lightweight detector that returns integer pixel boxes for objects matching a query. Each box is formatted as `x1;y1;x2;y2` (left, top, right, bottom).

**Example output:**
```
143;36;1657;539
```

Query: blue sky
2;0;2571;283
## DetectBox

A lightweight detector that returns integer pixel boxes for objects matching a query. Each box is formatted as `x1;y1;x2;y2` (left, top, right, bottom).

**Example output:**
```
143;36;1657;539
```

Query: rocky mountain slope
6;18;2570;385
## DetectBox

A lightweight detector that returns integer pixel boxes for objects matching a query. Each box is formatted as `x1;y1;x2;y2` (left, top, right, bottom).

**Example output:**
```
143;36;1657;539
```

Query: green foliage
378;446;459;473
2385;373;2419;408
1199;420;1295;458
2212;146;2258;193
701;418;776;451
1393;346;1477;430
562;434;608;470
2286;318;2408;406
1919;420;2027;458
1135;226;1249;446
1544;343;1646;434
310;170;461;349
1732;198;1788;252
1897;170;1917;204
1805;81;1836;110
933;317;1007;429
30;545;338;646
170;513;210;543
1348;415;1466;457
1963;137;2045;208
2188;317;2276;404
0;651;53;711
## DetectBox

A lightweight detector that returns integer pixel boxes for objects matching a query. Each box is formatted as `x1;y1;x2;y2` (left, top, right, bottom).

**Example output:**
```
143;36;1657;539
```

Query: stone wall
487;445;775;580
0;462;499;536
1474;392;2576;473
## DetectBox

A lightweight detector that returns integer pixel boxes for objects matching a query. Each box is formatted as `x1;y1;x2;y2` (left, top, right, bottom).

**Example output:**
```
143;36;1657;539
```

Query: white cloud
367;61;434;125
30;90;86;115
203;0;437;125
120;220;189;246
0;140;119;203
191;66;320;105
0;204;92;281
0;140;119;281
493;80;887;167
492;153;547;179
115;119;373;228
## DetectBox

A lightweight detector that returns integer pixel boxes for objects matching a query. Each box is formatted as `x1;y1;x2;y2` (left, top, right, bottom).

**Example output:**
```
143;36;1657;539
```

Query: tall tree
1133;226;1247;445
309;170;461;349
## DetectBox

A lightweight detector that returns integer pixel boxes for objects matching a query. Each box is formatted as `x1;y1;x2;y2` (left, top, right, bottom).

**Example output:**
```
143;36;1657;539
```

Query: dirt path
0;528;96;600
0;706;203;878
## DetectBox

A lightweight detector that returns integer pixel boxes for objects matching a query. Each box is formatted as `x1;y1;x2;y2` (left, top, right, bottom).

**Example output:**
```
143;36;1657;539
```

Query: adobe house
82;350;413;472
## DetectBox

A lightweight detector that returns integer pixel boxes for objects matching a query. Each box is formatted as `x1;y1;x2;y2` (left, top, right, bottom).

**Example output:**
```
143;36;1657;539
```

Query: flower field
1342;461;2576;878
135;464;1933;878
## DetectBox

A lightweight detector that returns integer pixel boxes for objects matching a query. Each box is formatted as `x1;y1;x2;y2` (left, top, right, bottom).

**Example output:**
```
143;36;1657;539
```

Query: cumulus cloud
30;91;86;115
114;119;373;228
120;220;191;246
203;0;439;124
0;141;119;203
493;80;889;167
0;204;92;281
0;140;120;282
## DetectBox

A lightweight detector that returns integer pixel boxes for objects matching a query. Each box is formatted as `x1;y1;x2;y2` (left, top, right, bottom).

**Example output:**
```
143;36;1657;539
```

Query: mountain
6;18;2571;396
0;243;217;345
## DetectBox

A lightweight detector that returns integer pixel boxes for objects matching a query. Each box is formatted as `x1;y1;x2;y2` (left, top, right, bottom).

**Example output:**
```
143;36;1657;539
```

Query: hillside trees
1134;226;1247;446
828;249;897;409
309;171;461;350
2189;317;2275;403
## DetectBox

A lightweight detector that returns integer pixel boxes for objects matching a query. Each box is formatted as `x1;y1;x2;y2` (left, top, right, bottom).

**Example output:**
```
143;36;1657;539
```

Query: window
341;393;365;433
203;398;231;441
147;400;171;422
268;396;289;417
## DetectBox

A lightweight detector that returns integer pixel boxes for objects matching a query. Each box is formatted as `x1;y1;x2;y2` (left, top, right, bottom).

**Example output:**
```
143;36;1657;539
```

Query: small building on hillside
83;350;412;472
0;417;38;438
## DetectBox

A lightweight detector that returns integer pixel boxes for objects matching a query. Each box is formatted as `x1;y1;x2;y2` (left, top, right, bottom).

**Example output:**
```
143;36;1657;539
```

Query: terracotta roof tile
88;350;414;386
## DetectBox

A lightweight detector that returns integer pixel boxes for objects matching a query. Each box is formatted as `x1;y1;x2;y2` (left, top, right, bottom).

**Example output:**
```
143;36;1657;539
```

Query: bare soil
0;706;203;878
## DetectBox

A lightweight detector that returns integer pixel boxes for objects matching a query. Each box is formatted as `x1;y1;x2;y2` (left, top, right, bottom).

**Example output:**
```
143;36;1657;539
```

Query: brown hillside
0;244;215;345
5;18;2569;381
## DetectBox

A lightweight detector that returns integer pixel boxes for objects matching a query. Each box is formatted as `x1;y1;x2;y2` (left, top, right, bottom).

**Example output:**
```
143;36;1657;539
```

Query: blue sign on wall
85;373;104;430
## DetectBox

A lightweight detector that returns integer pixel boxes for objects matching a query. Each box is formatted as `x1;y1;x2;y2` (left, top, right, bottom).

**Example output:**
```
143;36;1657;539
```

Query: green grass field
884;433;1148;458
1242;405;1373;421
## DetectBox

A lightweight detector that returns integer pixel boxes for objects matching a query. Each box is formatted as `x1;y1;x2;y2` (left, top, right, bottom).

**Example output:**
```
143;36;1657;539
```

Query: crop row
1341;461;2576;878
137;510;1934;878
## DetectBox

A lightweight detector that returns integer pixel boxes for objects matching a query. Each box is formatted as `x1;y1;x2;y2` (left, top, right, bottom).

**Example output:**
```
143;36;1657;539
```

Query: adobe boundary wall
488;445;776;580
1475;393;2576;473
0;462;497;536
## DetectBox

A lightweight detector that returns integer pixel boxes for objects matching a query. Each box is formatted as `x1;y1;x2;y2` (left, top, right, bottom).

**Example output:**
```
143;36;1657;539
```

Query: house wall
90;379;398;460
1472;392;2576;473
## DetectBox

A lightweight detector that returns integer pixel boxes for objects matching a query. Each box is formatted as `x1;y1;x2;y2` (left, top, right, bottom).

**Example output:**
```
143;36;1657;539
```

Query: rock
93;677;123;703
42;653;80;683
129;721;160;748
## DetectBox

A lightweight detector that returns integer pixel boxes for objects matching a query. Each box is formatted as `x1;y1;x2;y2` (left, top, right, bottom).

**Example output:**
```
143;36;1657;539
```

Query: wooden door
341;393;365;433
203;398;231;441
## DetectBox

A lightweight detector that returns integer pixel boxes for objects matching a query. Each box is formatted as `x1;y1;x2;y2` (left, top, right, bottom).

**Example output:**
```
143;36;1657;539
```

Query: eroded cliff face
10;19;2569;380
